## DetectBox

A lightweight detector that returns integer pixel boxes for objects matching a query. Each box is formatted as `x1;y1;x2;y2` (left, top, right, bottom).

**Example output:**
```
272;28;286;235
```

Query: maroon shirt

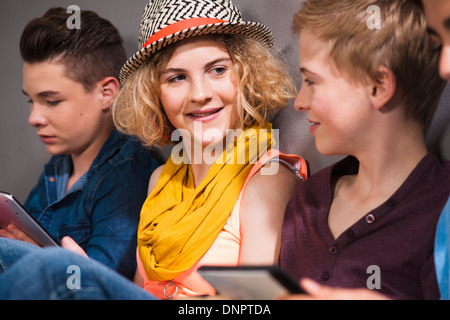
280;153;450;300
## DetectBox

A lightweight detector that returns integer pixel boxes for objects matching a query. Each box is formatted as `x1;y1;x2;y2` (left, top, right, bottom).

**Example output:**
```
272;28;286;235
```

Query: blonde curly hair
112;34;296;148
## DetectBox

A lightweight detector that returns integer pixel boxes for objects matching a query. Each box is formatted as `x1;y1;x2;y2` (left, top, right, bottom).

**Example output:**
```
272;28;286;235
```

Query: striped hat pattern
120;0;274;83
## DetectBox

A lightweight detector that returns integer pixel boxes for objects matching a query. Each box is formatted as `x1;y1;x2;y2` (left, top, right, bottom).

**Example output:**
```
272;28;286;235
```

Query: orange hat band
142;17;227;49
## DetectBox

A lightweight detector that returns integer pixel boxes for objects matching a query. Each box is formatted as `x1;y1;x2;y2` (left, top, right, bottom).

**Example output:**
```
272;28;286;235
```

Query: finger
277;278;318;300
299;278;350;300
300;278;324;296
7;224;41;246
0;227;15;239
300;278;389;300
6;224;20;238
61;236;88;257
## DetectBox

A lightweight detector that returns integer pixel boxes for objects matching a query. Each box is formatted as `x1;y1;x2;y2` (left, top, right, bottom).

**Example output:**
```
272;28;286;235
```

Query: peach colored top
136;150;306;299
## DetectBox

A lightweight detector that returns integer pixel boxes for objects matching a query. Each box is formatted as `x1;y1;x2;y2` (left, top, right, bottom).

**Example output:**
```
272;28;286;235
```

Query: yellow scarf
138;123;274;281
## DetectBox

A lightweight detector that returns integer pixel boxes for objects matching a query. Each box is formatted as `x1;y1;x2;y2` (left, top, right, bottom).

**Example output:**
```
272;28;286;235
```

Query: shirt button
366;214;375;224
329;246;338;255
49;177;55;183
321;272;330;282
346;229;355;239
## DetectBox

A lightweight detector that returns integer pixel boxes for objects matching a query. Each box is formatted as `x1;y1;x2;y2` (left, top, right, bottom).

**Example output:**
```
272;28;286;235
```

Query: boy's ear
369;66;396;111
98;77;120;111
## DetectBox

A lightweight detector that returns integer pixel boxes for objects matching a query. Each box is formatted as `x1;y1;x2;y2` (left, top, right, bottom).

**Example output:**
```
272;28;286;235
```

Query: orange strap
241;149;308;192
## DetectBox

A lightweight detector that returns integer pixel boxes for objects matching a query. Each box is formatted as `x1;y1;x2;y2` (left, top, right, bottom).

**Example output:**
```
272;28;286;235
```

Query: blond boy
280;0;450;300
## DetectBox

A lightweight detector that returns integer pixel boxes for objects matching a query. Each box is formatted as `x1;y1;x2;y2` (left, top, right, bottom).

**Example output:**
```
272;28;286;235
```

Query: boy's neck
66;126;112;192
354;144;426;200
353;118;427;196
328;119;427;240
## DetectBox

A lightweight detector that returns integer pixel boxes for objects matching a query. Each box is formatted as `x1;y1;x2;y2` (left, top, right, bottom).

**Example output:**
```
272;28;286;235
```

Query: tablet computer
198;265;304;300
0;191;58;247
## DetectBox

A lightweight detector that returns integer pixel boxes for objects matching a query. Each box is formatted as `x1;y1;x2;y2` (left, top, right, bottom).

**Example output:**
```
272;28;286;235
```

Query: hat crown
120;0;273;83
138;0;243;49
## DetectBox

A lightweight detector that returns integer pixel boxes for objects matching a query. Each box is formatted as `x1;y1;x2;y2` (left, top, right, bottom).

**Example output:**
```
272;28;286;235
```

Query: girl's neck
184;137;227;187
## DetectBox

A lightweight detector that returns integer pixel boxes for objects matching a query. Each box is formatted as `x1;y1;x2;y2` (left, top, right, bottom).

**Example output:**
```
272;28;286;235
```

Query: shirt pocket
57;223;91;249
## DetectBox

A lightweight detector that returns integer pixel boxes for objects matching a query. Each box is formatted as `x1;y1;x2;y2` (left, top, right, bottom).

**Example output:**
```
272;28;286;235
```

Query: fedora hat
119;0;274;83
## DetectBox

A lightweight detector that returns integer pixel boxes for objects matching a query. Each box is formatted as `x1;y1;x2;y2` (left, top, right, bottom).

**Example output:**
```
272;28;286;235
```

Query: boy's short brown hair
20;7;126;92
293;0;446;128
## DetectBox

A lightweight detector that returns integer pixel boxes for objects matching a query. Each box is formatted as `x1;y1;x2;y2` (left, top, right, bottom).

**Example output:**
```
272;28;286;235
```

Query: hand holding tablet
0;191;58;247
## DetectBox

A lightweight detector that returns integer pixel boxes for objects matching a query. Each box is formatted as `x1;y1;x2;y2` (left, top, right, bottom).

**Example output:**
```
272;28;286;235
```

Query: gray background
1;0;449;202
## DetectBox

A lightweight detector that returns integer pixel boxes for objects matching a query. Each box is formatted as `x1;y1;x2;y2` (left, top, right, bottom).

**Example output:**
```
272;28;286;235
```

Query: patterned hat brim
119;21;274;84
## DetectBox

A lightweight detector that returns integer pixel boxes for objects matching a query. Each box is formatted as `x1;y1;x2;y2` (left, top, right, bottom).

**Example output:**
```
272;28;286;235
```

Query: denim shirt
24;130;161;280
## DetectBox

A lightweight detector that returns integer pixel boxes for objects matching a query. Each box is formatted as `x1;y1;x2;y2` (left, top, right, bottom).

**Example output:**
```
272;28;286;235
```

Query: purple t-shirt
280;153;450;300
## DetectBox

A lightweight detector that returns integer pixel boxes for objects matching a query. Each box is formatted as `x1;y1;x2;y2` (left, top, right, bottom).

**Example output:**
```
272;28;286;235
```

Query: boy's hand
61;236;88;258
280;278;390;300
0;224;40;246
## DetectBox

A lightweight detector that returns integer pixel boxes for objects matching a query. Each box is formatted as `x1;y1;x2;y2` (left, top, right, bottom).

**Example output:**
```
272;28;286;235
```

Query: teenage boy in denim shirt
0;7;160;280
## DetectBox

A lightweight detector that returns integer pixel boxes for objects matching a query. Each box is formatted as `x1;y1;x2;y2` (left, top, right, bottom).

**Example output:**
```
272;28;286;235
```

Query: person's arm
134;267;145;286
145;164;165;196
280;278;390;300
79;159;153;279
239;162;300;265
62;164;166;283
133;164;165;287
